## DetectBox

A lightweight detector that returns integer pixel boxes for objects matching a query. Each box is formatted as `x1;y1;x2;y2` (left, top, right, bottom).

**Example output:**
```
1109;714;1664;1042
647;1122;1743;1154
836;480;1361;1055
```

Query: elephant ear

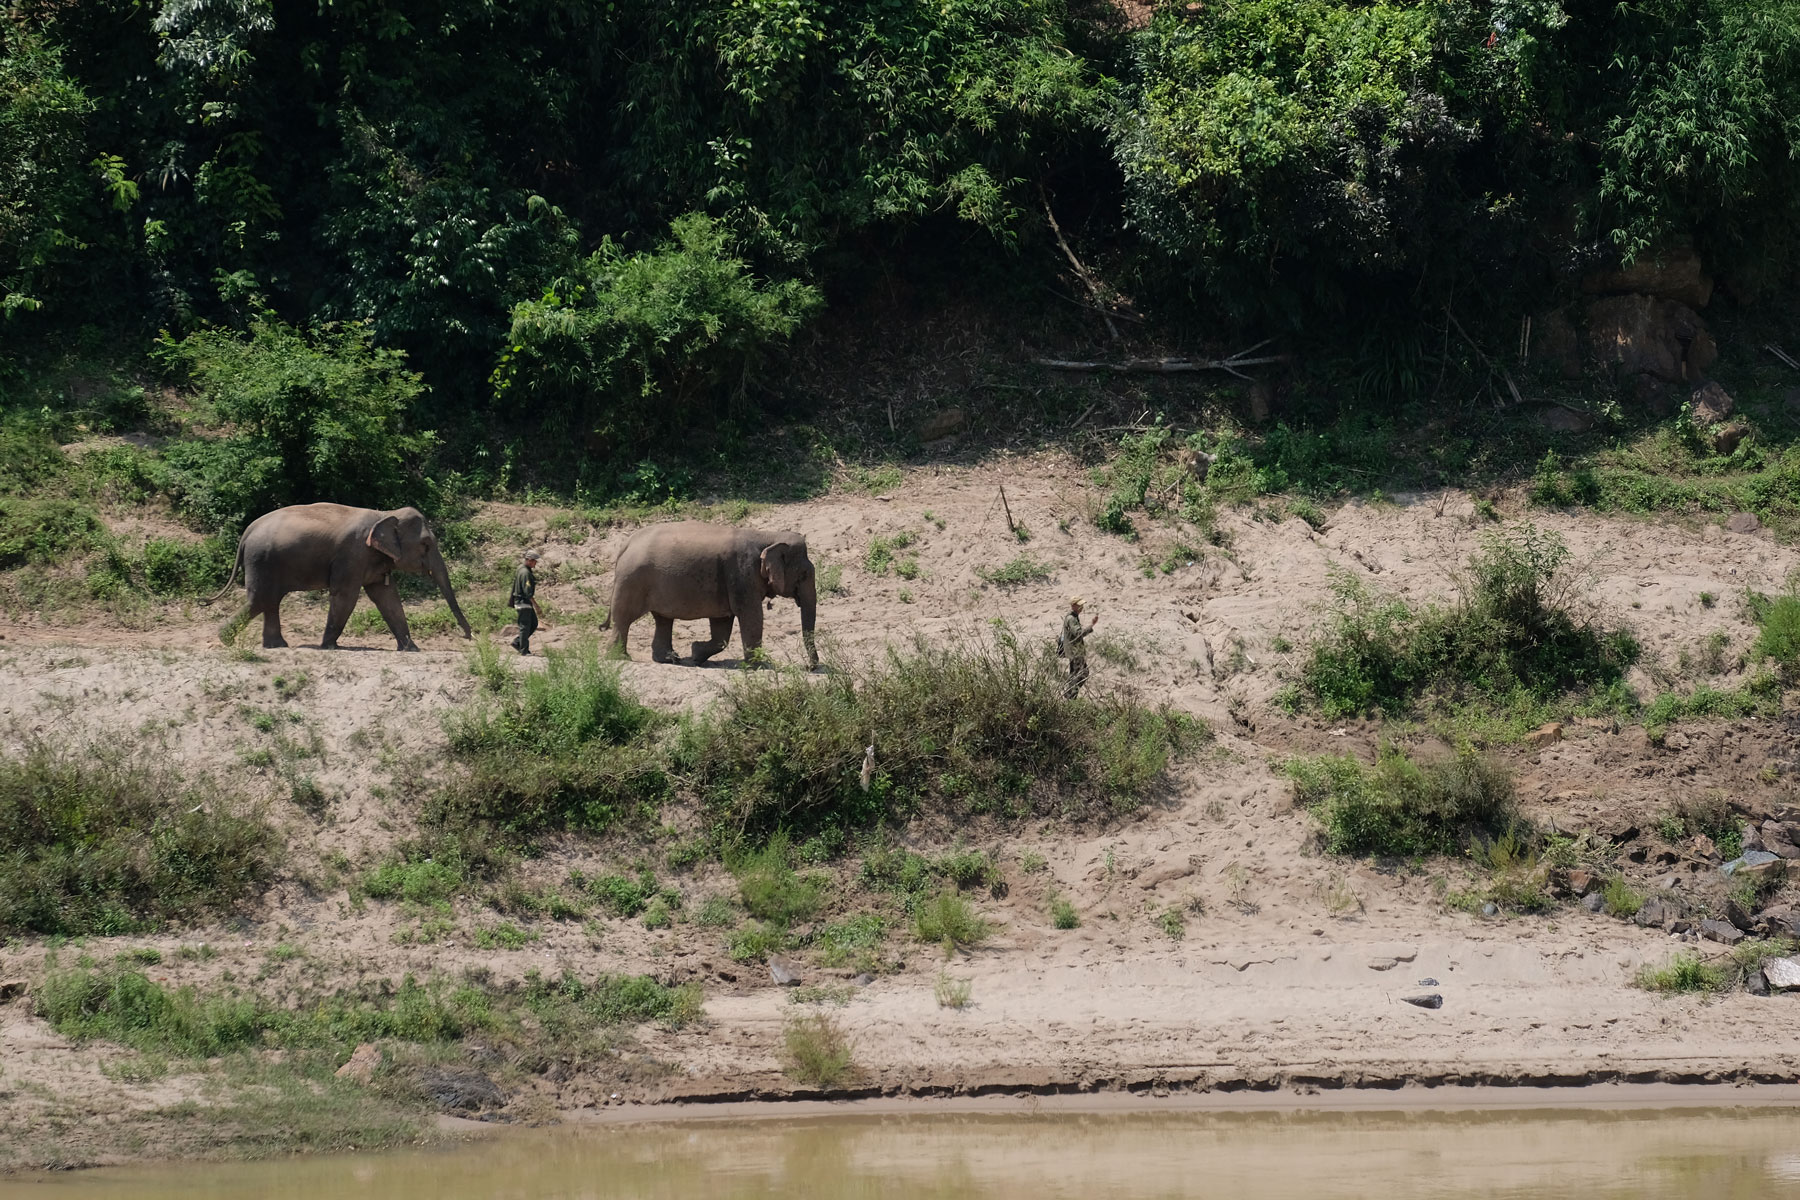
759;542;789;596
366;515;403;561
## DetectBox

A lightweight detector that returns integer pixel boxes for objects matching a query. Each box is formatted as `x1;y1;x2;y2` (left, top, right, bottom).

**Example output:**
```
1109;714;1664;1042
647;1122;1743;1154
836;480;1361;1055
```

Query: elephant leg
259;595;289;649
319;587;359;650
691;616;734;664
365;582;417;651
737;606;766;666
650;615;682;664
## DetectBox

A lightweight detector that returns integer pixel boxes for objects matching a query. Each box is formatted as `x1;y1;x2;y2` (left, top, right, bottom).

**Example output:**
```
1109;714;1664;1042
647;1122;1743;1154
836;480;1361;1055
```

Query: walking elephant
206;504;473;651
602;521;819;668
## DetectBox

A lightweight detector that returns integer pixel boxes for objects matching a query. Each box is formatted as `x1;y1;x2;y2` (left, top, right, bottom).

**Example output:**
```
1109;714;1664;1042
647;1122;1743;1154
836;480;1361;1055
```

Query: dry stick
1040;181;1120;344
1035;341;1283;381
999;482;1017;533
1766;343;1800;371
1068;402;1097;431
1445;310;1524;407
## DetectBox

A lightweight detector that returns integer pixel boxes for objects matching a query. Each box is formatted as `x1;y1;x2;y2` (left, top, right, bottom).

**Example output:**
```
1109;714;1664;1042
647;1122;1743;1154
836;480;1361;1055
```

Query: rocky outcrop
1582;247;1714;310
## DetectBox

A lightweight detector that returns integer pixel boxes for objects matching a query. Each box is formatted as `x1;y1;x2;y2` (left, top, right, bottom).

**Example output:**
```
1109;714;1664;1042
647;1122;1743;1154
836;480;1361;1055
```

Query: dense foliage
3;0;1799;489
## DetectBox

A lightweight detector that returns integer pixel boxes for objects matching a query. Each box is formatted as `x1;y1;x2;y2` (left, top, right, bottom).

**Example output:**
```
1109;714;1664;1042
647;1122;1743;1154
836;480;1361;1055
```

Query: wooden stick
1068;402;1097;431
999;482;1016;533
1040;182;1121;343
1034;344;1283;381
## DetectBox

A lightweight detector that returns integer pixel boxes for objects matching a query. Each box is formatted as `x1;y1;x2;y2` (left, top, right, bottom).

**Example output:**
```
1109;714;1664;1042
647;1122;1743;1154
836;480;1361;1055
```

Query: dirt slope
3;453;1798;1161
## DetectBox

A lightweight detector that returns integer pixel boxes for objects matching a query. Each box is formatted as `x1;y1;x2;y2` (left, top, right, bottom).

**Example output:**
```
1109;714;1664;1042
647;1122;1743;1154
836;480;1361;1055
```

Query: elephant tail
598;610;612;630
200;536;245;606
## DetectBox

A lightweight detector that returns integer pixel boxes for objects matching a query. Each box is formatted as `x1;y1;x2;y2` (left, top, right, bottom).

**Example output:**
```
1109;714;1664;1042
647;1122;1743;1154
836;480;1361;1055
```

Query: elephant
206;503;472;651
601;521;818;668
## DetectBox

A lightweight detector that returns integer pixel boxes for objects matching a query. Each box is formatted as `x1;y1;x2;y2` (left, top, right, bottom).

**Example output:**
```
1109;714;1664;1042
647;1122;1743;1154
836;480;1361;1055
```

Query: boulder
1584;293;1707;384
1581;892;1606;913
1582;247;1714;310
1538;405;1596;434
1725;895;1758;932
413;1066;505;1112
1690;380;1734;426
1685;328;1719;376
1747;968;1770;997
1763;956;1800;991
1763;821;1800;859
917;408;967;442
769;957;802;987
1566;869;1599;897
1634;899;1667;928
1402;993;1444;1009
335;1042;381;1085
1699;918;1744;946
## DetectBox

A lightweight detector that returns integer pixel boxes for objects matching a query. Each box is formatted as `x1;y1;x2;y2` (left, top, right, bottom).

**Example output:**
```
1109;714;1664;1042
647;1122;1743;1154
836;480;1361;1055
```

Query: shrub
155;318;434;533
1300;526;1638;719
582;868;663;918
733;835;827;927
495;214;821;457
976;555;1053;588
912;889;988;956
933;973;972;1009
1635;953;1732;994
361;855;466;906
1602;877;1645;919
141;535;236;596
682;628;1202;842
0;743;279;937
0;496;107;567
815;913;886;970
1050;895;1079;929
1750;593;1800;681
1287;744;1515;858
782;1013;856;1088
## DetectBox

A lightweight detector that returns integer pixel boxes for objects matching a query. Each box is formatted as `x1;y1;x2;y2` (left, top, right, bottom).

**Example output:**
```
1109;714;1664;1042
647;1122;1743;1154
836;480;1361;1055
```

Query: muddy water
8;1107;1800;1199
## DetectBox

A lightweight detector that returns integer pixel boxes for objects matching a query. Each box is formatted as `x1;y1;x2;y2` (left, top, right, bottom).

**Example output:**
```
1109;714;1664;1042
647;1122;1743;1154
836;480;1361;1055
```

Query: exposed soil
3;452;1799;1168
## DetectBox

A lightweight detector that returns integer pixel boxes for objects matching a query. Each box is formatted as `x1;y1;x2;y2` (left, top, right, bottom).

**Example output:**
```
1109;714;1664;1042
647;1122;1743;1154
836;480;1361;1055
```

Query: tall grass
1300;525;1638;719
680;627;1204;841
0;743;279;936
1287;744;1516;858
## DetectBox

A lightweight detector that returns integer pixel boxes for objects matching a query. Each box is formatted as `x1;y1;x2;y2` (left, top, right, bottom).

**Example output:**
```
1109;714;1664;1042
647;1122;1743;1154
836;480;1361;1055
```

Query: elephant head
367;507;473;639
759;535;819;668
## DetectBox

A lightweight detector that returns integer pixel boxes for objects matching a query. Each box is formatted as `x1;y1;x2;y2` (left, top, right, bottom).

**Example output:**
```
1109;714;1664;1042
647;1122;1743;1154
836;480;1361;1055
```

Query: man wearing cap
510;550;542;655
1059;595;1098;699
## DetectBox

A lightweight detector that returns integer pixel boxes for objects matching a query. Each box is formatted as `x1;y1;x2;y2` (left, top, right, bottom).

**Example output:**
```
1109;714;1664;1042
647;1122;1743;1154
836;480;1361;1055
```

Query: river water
7;1106;1800;1199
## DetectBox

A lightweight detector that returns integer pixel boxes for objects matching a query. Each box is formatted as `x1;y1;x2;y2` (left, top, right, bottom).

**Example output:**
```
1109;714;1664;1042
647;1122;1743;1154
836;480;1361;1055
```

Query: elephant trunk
796;577;818;668
427;545;474;639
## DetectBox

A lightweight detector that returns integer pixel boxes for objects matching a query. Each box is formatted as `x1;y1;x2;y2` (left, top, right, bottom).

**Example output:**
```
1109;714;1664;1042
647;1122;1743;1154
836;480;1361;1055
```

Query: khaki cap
1068;595;1084;607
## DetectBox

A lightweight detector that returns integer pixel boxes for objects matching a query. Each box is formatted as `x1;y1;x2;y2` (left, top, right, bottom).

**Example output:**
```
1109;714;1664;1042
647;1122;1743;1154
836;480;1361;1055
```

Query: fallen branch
999;482;1017;534
1035;340;1282;380
1040;182;1120;343
1766;343;1800;371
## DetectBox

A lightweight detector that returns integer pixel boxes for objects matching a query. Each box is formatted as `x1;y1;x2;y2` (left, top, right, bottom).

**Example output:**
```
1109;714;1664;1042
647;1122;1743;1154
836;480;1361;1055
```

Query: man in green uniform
1059;595;1098;699
509;550;542;655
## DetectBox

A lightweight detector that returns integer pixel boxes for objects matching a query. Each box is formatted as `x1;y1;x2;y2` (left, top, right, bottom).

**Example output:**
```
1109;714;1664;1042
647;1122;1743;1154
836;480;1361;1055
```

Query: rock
1690;834;1717;860
1567;869;1598;896
1248;379;1275;424
1537;406;1595;433
1402;993;1444;1009
1532;309;1585;380
1670;918;1693;934
1761;822;1799;857
769;957;802;987
1635;899;1667;927
1481;903;1499;918
1725;895;1758;932
1685;328;1719;377
1770;911;1800;940
1523;721;1564;749
1742;825;1766;853
1581;892;1606;913
1367;958;1400;971
1583;293;1706;384
1691;380;1734;425
1417;977;1439;987
1582;247;1713;309
1747;967;1770;997
1725;514;1764;542
1713;422;1750;455
335;1042;381;1085
1762;956;1800;991
1699;918;1744;946
916;408;967;442
414;1066;505;1112
0;979;26;1001
853;973;876;986
1722;850;1780;876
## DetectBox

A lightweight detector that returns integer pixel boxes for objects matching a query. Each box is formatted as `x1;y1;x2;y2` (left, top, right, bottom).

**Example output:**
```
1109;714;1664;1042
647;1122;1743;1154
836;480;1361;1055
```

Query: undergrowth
1287;743;1516;858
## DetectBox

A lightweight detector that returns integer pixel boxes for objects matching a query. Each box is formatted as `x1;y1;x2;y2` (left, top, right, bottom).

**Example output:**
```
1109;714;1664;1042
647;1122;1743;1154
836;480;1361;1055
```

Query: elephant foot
264;637;289;649
689;641;722;664
398;642;419;652
652;649;685;665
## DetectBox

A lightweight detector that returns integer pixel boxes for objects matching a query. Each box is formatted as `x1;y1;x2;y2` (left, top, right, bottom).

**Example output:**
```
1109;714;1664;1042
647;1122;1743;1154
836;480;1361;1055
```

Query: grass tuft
782;1013;856;1088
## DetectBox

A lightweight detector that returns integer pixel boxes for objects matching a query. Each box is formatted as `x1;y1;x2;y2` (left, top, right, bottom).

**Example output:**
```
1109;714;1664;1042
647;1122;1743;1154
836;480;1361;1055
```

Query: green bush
1287;744;1515;858
912;889;988;955
0;496;107;567
155;318;433;533
435;641;669;839
495;214;821;456
141;535;235;596
1750;593;1800;681
1635;953;1732;994
0;743;279;936
361;855;467;906
682;628;1203;843
733;835;827;927
1301;525;1638;719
